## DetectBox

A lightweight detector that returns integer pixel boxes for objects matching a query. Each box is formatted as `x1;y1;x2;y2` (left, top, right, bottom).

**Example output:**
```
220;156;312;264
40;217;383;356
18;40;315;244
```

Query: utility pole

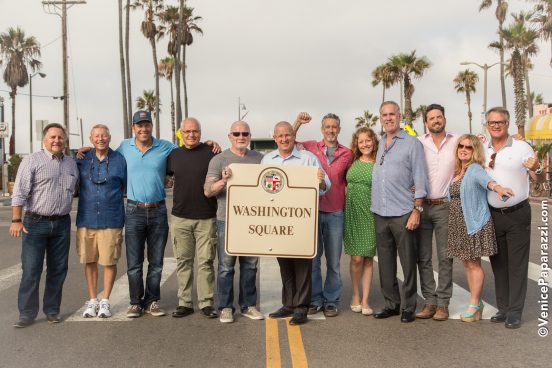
42;0;86;153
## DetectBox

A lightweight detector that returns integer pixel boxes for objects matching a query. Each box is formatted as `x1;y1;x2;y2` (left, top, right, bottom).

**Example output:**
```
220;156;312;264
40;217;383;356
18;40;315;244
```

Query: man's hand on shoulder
76;146;92;160
205;140;222;154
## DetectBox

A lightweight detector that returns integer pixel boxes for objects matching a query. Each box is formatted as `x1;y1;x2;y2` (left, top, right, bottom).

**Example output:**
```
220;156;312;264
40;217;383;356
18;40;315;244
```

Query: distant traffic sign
0;122;8;139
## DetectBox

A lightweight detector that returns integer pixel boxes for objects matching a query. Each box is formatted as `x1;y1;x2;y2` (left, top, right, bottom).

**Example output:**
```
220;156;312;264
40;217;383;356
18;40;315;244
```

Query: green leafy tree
136;90;159;118
531;0;552;68
355;110;379;129
454;69;479;134
371;63;396;103
158;56;176;143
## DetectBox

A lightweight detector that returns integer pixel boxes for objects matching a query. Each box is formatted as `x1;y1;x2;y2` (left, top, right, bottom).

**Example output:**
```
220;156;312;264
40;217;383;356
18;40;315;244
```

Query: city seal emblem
261;169;285;194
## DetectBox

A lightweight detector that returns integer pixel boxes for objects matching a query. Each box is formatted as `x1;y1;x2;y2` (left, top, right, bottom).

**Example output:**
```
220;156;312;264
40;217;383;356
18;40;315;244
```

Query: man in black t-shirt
166;117;219;319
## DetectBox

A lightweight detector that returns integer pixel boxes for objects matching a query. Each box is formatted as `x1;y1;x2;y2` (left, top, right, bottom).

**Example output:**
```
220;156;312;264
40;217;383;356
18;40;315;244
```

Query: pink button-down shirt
301;140;353;212
419;132;458;199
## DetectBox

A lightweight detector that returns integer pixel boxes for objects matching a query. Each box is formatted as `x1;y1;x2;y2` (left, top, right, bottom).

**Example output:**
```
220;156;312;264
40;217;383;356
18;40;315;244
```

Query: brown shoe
415;304;437;319
433;306;449;321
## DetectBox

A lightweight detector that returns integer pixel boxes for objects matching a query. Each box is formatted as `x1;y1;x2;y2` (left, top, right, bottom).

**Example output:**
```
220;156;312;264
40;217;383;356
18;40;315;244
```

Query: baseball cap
132;110;153;124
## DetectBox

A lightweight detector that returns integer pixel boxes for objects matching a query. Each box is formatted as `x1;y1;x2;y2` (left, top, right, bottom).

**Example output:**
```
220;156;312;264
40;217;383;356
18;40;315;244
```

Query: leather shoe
269;307;293;319
13;319;34;328
323;305;338;317
415;304;436;319
201;306;218;318
490;311;507;323
172;306;194;318
374;307;400;319
505;315;521;329
400;310;415;323
289;312;308;325
47;314;61;323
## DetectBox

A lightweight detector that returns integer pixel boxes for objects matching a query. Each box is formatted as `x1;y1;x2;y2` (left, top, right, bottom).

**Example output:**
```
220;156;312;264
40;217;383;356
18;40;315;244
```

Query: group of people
9;101;540;330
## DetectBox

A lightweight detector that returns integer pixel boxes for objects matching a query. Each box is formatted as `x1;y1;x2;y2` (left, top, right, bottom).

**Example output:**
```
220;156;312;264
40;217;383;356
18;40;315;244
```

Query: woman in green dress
344;127;378;315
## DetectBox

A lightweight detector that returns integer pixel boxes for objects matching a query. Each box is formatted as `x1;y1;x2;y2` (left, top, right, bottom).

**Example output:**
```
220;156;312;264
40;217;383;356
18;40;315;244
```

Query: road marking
0;263;22;293
482;257;542;283
265;319;281;368
67;257;177;322
374;256;498;319
286;319;308;368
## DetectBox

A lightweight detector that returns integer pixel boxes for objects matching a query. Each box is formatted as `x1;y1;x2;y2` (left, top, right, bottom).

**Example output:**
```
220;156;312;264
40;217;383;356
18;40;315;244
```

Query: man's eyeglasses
231;132;250;137
183;130;200;135
89;157;109;184
457;144;473;151
489;152;497;169
487;121;507;127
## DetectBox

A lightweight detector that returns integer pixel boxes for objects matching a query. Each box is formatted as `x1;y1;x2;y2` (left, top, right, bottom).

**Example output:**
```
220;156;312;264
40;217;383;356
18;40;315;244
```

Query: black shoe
505;315;521;329
289;312;308;325
47;314;61;323
13;319;34;328
400;310;415;323
490;311;507;323
201;306;217;318
307;304;323;315
269;307;293;319
374;307;401;319
172;306;194;318
323;305;338;317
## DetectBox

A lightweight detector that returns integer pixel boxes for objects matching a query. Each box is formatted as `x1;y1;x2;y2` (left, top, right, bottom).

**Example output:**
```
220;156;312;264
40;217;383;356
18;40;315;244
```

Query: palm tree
158;56;176;143
504;50;537;117
0;27;41;155
479;0;509;107
454;69;479;134
125;0;132;133
180;4;203;118
118;0;129;138
414;105;428;134
531;0;552;68
386;50;431;127
136;90;159;116
131;0;165;138
530;92;544;105
159;5;182;123
501;13;540;136
371;63;396;103
355;110;379;129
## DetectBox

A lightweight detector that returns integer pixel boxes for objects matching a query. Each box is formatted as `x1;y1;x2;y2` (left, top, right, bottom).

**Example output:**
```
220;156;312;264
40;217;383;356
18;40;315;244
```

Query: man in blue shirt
371;101;428;323
76;124;126;319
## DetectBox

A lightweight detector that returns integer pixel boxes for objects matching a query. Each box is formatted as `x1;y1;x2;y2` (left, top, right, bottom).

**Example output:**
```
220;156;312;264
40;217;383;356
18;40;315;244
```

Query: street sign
0;122;8;139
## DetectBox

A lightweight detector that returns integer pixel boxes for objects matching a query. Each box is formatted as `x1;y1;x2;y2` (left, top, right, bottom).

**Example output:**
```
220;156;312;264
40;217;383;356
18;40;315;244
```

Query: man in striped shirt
10;123;79;328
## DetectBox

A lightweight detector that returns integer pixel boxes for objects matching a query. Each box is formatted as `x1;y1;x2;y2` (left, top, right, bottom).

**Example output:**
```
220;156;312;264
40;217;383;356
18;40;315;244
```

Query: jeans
311;211;343;307
18;215;71;320
216;220;259;312
125;203;168;307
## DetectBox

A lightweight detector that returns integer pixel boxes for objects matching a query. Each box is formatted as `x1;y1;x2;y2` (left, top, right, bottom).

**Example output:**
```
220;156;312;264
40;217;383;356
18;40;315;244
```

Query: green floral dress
344;160;376;257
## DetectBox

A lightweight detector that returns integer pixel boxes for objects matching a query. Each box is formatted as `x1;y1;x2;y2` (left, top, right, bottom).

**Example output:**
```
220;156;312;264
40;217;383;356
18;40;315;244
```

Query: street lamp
29;72;46;153
238;97;248;120
460;61;501;116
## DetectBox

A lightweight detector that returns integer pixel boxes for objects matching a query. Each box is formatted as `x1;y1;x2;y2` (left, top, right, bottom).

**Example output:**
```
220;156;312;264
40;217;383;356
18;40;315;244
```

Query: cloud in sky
1;0;550;152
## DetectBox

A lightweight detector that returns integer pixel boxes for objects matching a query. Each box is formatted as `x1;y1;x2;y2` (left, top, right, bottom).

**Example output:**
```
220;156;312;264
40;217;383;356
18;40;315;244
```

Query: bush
7;154;23;182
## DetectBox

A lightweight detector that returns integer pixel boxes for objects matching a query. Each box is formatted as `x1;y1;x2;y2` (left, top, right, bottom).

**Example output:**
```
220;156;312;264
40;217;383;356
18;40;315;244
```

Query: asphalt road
0;195;549;368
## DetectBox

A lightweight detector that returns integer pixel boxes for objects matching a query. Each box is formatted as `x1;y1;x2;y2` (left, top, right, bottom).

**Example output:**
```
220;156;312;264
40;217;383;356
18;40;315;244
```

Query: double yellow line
266;319;308;367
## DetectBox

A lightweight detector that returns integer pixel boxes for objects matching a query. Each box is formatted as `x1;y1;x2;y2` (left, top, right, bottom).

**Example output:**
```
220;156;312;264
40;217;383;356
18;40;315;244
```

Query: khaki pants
171;215;217;309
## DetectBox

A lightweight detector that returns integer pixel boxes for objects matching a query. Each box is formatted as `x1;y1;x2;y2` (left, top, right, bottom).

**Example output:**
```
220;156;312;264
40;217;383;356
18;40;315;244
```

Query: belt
25;212;69;221
127;199;165;208
489;199;529;214
423;198;449;206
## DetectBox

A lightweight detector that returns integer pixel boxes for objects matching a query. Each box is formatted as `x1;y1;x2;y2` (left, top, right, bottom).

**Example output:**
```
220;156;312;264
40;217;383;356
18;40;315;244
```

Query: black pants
374;213;418;312
277;257;312;311
489;202;531;318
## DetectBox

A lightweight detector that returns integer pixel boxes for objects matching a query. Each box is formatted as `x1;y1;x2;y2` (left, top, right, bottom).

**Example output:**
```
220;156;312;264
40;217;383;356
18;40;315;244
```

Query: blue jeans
216;220;259;312
311;211;343;307
18;215;71;320
125;203;169;307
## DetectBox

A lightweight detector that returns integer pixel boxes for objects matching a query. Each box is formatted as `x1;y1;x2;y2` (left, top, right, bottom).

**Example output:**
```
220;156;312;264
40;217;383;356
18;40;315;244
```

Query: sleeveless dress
446;178;497;260
344;160;376;257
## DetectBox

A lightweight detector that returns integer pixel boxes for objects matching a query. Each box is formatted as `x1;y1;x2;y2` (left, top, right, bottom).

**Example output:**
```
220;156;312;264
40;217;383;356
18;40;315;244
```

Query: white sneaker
241;306;264;320
82;299;99;318
220;308;234;323
98;300;112;318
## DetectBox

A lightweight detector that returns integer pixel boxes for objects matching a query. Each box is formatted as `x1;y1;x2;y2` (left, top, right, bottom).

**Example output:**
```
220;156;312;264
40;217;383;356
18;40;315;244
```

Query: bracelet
11;219;22;223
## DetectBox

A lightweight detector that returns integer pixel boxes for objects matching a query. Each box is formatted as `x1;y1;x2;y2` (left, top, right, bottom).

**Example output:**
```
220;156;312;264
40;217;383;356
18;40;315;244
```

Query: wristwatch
414;205;424;213
535;165;543;175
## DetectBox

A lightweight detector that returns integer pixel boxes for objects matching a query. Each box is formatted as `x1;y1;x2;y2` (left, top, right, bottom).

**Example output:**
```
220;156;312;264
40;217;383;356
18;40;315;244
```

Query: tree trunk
183;43;188;118
175;0;184;124
525;60;533;118
381;85;385;104
499;24;507;108
466;91;473;134
118;0;129;138
125;0;132;136
151;38;160;138
170;77;176;144
9;89;16;155
512;51;526;137
403;76;413;126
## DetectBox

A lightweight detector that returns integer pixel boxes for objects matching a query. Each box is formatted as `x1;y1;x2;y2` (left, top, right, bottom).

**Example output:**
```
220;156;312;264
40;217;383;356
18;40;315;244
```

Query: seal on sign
261;169;285;194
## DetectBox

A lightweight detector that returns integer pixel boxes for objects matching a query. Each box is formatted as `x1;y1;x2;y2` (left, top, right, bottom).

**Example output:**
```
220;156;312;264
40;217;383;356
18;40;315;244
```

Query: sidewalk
0;196;11;207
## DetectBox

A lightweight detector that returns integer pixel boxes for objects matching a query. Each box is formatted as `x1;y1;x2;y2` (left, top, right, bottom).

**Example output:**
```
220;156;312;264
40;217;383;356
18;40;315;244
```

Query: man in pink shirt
416;104;457;321
294;112;353;317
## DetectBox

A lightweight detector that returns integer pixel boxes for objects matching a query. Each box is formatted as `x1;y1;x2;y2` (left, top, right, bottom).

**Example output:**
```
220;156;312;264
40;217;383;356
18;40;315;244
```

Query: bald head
228;120;252;153
230;120;250;132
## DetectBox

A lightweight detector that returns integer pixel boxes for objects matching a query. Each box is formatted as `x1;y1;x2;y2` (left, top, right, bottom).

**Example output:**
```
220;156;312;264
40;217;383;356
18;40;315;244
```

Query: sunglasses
231;132;250;137
457;144;473;151
489;152;497;169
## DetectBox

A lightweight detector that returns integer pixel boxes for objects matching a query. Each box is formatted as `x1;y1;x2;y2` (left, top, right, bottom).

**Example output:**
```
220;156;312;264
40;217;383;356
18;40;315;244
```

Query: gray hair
485;106;510;122
42;123;67;138
90;124;111;137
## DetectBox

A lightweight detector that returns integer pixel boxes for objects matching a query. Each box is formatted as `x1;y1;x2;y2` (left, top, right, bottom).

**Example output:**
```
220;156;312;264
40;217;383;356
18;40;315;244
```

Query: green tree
355;110;379;129
136;90;159;116
131;0;165;138
159;5;182;123
501;12;540;136
386;50;431;127
0;27;41;155
530;92;544;105
454;69;479;134
479;0;509;107
158;56;176;143
371;63;396;103
531;0;552;68
180;3;203;118
414;105;428;134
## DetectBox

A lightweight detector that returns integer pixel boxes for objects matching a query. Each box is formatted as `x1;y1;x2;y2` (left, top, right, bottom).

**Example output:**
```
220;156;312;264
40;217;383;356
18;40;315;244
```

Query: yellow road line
265;319;281;368
285;319;308;368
